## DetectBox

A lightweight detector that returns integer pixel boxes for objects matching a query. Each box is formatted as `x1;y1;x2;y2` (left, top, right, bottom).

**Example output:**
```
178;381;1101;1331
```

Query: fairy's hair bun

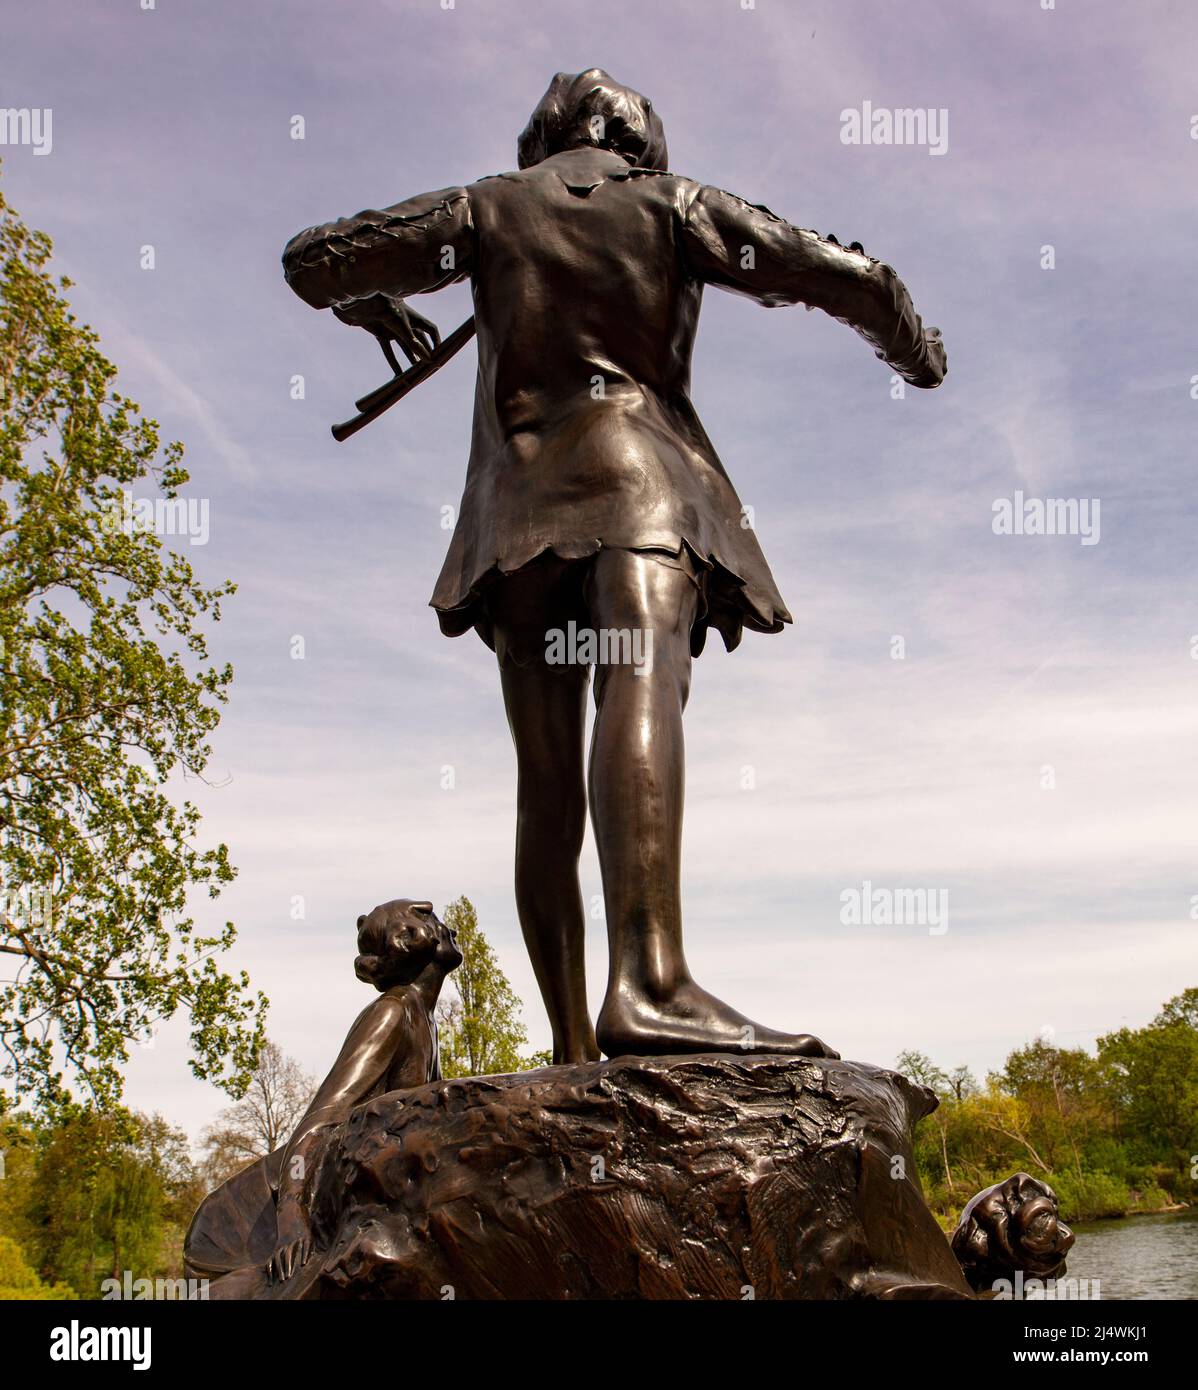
354;952;389;986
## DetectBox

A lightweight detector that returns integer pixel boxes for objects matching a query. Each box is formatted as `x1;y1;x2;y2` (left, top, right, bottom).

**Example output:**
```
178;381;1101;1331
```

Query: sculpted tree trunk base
186;1054;974;1300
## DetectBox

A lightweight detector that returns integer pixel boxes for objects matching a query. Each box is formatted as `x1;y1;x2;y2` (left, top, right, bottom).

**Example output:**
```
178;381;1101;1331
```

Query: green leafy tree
1155;987;1198;1030
0;1233;74;1300
135;1110;205;1226
0;177;265;1113
0;1110;39;1254
28;1110;167;1296
905;990;1198;1225
130;1110;206;1273
1098;993;1198;1172
898;1051;968;1196
434;897;533;1078
998;1040;1104;1177
2;1107;198;1295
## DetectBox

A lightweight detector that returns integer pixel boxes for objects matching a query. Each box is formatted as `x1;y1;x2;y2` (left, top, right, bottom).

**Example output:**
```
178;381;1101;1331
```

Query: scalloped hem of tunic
429;539;791;657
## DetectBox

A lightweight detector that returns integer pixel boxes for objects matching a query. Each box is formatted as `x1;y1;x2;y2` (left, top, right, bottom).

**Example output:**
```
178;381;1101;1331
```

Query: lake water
1064;1208;1198;1300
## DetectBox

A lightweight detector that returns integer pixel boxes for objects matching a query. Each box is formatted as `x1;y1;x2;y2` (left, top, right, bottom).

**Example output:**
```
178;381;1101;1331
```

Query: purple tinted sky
3;0;1195;1137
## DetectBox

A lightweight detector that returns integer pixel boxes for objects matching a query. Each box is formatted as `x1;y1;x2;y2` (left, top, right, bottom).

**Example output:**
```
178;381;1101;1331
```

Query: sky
2;0;1195;1142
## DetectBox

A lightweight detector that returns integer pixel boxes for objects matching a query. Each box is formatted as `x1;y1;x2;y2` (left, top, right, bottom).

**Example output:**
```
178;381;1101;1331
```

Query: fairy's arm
269;994;406;1282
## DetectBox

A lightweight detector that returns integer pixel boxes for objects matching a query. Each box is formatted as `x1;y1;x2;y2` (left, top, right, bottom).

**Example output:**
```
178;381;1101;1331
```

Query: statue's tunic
284;148;939;653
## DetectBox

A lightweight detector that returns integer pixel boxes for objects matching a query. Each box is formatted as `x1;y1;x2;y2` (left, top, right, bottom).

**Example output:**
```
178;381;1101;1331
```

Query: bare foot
596;981;839;1060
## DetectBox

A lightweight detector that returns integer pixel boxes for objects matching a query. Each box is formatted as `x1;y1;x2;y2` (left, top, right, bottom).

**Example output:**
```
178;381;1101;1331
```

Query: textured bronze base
187;1054;972;1300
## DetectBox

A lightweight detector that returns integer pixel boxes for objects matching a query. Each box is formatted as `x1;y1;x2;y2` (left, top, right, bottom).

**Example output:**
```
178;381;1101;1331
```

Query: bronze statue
188;74;1081;1305
184;900;460;1294
189;1005;1035;1301
950;1172;1075;1294
283;69;946;1065
182;911;1062;1301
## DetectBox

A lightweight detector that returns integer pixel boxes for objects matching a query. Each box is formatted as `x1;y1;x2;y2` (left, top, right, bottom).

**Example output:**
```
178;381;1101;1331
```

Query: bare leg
500;658;599;1064
586;550;838;1060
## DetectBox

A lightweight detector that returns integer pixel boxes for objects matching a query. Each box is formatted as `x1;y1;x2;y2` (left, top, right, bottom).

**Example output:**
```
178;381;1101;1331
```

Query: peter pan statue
283;69;946;1066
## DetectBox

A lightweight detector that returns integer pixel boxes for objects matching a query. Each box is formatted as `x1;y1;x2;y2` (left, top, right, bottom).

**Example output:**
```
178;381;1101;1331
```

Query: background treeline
900;988;1198;1225
0;1042;319;1299
0;1109;203;1298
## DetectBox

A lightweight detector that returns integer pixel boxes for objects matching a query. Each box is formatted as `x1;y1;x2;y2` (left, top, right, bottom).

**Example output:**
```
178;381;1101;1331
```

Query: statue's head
354;899;462;990
518;68;668;172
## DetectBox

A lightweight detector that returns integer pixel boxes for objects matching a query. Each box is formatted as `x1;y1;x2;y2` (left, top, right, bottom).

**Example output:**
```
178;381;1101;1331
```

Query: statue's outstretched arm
283;187;474;377
282;186;473;311
682;184;946;389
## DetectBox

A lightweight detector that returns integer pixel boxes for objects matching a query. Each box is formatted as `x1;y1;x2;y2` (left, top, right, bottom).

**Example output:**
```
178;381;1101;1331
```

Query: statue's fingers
374;331;403;376
409;311;441;353
394;336;423;369
399;332;430;364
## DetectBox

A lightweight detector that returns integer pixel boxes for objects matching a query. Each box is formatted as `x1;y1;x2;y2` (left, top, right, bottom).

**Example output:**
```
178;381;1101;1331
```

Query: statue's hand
904;326;946;387
922;326;947;382
332;292;442;374
268;1201;313;1284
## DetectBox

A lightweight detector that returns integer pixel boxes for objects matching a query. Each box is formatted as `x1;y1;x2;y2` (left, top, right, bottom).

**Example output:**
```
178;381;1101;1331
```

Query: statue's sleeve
282;186;473;310
682;183;942;387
